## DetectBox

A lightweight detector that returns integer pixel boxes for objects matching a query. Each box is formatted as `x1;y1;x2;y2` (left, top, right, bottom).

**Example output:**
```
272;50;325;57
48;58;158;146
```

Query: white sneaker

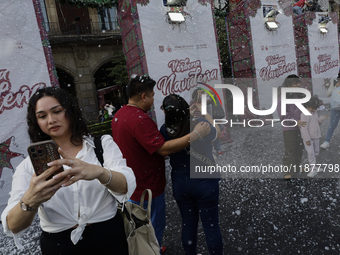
307;170;318;178
320;141;329;149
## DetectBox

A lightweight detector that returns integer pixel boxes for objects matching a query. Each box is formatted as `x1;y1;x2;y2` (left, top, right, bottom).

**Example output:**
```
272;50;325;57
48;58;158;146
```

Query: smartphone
27;140;64;180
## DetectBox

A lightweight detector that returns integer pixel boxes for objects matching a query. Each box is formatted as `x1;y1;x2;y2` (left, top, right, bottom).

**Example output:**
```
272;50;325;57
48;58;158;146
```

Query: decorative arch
54;63;78;78
91;54;120;77
54;64;78;99
93;59;120;107
93;60;116;90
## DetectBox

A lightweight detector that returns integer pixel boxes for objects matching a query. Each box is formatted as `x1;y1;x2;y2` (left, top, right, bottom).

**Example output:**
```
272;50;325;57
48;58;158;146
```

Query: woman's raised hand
22;165;69;209
48;148;104;187
194;121;211;139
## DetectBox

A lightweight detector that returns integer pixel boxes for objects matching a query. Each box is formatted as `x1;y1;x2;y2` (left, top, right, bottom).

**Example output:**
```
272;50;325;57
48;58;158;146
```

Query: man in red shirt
111;75;210;251
293;0;312;15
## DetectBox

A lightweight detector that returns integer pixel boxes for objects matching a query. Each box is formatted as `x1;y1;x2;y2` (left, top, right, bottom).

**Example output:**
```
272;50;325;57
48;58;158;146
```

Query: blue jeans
172;175;223;255
214;124;224;152
325;109;340;142
130;193;166;249
214;138;221;152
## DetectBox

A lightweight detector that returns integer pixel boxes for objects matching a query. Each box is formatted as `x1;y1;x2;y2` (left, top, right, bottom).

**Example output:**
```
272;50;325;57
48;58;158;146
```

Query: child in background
300;96;327;177
97;105;108;123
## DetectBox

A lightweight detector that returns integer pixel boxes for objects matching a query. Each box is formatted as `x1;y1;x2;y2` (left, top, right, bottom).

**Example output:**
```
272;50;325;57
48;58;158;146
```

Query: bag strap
94;136;137;232
140;189;152;219
94;135;104;166
117;190;153;232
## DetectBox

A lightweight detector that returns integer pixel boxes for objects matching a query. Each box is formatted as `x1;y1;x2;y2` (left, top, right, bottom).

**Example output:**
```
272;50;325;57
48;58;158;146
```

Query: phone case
27;140;64;180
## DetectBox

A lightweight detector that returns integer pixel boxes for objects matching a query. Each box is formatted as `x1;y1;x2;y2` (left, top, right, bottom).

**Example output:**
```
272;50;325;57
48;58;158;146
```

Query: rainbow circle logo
196;82;222;106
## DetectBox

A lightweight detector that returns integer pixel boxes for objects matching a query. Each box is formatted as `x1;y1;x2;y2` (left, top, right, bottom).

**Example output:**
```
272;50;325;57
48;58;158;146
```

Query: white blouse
1;135;136;249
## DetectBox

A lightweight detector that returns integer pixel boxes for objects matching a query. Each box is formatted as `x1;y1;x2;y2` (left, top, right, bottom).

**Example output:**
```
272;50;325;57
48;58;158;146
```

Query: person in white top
320;76;340;149
105;102;115;118
1;87;136;255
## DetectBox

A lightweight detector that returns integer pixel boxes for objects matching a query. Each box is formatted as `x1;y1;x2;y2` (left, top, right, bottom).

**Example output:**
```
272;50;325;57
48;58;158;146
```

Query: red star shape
0;137;23;179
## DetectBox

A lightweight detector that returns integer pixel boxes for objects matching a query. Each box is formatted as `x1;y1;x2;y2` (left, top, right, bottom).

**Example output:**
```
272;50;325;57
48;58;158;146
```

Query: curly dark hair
27;87;89;145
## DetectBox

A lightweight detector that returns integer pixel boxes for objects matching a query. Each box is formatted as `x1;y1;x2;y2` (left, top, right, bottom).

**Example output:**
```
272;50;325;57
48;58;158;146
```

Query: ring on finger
52;186;57;192
69;159;74;167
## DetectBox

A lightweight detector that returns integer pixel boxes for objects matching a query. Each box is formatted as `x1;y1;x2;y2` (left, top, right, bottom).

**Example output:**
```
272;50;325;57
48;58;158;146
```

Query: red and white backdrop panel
249;0;297;113
131;0;222;127
227;0;296;119
0;0;56;214
308;12;339;104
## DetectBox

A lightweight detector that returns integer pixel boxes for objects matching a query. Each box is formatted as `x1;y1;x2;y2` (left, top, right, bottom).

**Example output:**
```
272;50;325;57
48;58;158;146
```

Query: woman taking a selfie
1;87;136;254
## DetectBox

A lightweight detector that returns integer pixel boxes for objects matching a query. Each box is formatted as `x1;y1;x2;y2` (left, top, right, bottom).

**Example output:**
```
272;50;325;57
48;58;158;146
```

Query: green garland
55;0;118;8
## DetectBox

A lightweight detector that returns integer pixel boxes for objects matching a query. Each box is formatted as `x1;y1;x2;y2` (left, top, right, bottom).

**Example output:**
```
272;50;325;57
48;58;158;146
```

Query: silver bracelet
193;130;203;140
102;168;112;186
